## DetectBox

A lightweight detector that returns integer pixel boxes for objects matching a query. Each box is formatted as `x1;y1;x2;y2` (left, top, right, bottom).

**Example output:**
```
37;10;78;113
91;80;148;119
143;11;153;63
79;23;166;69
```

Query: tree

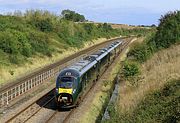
102;23;113;32
151;24;156;27
155;10;180;49
61;9;85;22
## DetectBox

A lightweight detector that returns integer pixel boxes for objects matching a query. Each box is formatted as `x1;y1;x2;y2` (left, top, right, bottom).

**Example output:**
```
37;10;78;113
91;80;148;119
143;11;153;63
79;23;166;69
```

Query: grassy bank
0;10;152;85
103;10;180;122
0;37;115;85
103;42;180;123
119;44;180;112
106;79;180;123
79;10;180;123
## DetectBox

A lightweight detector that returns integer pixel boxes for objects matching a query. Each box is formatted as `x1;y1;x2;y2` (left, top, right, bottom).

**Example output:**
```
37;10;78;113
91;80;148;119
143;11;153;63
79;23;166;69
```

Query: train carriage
55;40;123;108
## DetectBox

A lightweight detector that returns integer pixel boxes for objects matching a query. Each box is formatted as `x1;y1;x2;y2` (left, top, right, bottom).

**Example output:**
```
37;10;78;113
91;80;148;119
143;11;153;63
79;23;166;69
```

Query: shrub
104;80;180;123
27;31;52;56
122;61;140;78
9;55;25;64
131;80;180;123
0;30;19;54
34;18;53;32
128;32;156;63
10;30;32;57
155;11;180;49
61;9;85;22
128;42;152;63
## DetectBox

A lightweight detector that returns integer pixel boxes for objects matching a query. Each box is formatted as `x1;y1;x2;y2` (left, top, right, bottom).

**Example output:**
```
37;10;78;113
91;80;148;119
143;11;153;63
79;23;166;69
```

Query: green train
55;40;123;108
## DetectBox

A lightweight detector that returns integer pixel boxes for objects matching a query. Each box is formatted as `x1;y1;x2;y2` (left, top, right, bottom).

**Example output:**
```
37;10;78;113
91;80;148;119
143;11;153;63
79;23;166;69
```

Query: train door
72;78;79;101
84;73;88;90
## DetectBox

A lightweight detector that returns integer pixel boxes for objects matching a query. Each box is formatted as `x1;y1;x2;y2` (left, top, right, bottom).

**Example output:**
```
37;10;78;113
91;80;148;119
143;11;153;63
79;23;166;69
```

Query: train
55;40;123;108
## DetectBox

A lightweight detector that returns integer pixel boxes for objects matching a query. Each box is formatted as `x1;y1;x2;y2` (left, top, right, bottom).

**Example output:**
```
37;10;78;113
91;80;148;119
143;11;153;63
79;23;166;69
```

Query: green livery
55;40;123;108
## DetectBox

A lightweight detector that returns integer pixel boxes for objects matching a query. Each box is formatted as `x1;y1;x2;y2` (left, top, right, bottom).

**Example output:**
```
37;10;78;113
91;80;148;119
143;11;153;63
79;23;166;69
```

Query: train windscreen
59;77;74;89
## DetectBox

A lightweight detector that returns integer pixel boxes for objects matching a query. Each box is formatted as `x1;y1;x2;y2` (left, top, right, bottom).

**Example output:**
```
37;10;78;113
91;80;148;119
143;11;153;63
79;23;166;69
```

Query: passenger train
55;40;123;108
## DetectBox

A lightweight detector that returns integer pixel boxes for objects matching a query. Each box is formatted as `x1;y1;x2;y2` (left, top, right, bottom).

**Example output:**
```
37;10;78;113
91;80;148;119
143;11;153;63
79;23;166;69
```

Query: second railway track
1;37;132;123
5;89;55;123
45;37;132;123
44;37;132;123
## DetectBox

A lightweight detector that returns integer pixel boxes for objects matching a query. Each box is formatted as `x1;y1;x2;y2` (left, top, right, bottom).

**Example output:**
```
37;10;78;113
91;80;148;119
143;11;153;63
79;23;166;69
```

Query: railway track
0;37;126;107
45;72;100;123
5;89;55;123
2;37;132;123
42;38;132;123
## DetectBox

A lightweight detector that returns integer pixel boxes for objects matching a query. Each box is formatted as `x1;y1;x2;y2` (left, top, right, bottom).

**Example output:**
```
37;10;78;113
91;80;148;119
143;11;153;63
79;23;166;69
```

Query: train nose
61;96;68;102
58;93;73;105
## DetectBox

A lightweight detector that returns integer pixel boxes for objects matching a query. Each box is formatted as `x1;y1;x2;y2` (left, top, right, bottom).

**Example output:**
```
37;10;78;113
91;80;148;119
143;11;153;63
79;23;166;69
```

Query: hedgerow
128;10;180;63
0;9;151;65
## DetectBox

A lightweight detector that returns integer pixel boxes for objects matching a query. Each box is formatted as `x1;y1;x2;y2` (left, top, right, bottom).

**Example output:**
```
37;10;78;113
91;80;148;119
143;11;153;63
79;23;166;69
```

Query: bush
131;80;180;123
128;10;180;63
128;32;156;63
27;31;52;56
0;30;19;54
10;30;32;57
9;55;25;64
128;43;153;63
35;18;53;32
61;9;85;22
104;80;180;123
155;11;180;49
122;61;140;78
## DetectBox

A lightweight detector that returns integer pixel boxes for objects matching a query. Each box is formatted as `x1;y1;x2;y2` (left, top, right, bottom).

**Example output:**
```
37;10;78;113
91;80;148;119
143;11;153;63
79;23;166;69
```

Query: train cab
55;69;80;108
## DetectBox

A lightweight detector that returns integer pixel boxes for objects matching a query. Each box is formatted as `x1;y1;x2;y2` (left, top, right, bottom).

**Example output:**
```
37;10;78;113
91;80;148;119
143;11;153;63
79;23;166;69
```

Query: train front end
55;69;79;108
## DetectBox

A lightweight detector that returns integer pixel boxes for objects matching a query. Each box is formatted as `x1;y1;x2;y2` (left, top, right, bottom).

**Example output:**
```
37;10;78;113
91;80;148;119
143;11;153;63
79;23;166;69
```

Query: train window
65;72;72;76
59;77;74;89
73;79;78;89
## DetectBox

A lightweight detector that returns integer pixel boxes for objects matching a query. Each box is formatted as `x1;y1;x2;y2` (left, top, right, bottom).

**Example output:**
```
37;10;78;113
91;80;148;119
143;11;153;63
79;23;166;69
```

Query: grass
106;79;180;123
0;37;117;85
131;80;180;123
104;43;180;123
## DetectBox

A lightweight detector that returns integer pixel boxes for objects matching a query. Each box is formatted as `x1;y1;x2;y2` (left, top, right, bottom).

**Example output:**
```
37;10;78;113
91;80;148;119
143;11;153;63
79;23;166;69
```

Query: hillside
103;10;180;123
0;10;152;85
101;41;180;123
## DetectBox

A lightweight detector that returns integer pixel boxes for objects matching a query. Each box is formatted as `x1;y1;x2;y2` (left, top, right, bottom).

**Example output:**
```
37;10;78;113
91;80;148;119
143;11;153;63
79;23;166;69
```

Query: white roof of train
66;40;122;75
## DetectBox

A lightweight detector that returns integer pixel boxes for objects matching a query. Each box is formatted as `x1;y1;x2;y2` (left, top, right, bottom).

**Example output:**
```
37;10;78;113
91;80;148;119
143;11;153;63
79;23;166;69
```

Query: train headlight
73;89;76;94
56;88;59;93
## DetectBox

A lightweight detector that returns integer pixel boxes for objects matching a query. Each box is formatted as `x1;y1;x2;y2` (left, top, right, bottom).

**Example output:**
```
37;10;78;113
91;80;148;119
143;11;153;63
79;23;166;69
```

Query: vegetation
0;9;152;85
122;61;140;78
103;44;180;123
0;9;151;66
127;33;155;63
102;10;180;123
105;80;180;123
155;11;180;49
128;10;180;63
0;11;96;65
61;9;85;22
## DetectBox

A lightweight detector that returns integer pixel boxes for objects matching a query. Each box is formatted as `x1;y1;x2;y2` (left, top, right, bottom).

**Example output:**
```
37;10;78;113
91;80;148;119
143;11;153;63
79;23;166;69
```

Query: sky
0;0;180;25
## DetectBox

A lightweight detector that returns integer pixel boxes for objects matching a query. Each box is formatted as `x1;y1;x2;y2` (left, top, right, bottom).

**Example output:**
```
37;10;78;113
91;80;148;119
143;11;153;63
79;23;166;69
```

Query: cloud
0;0;29;4
0;0;179;25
